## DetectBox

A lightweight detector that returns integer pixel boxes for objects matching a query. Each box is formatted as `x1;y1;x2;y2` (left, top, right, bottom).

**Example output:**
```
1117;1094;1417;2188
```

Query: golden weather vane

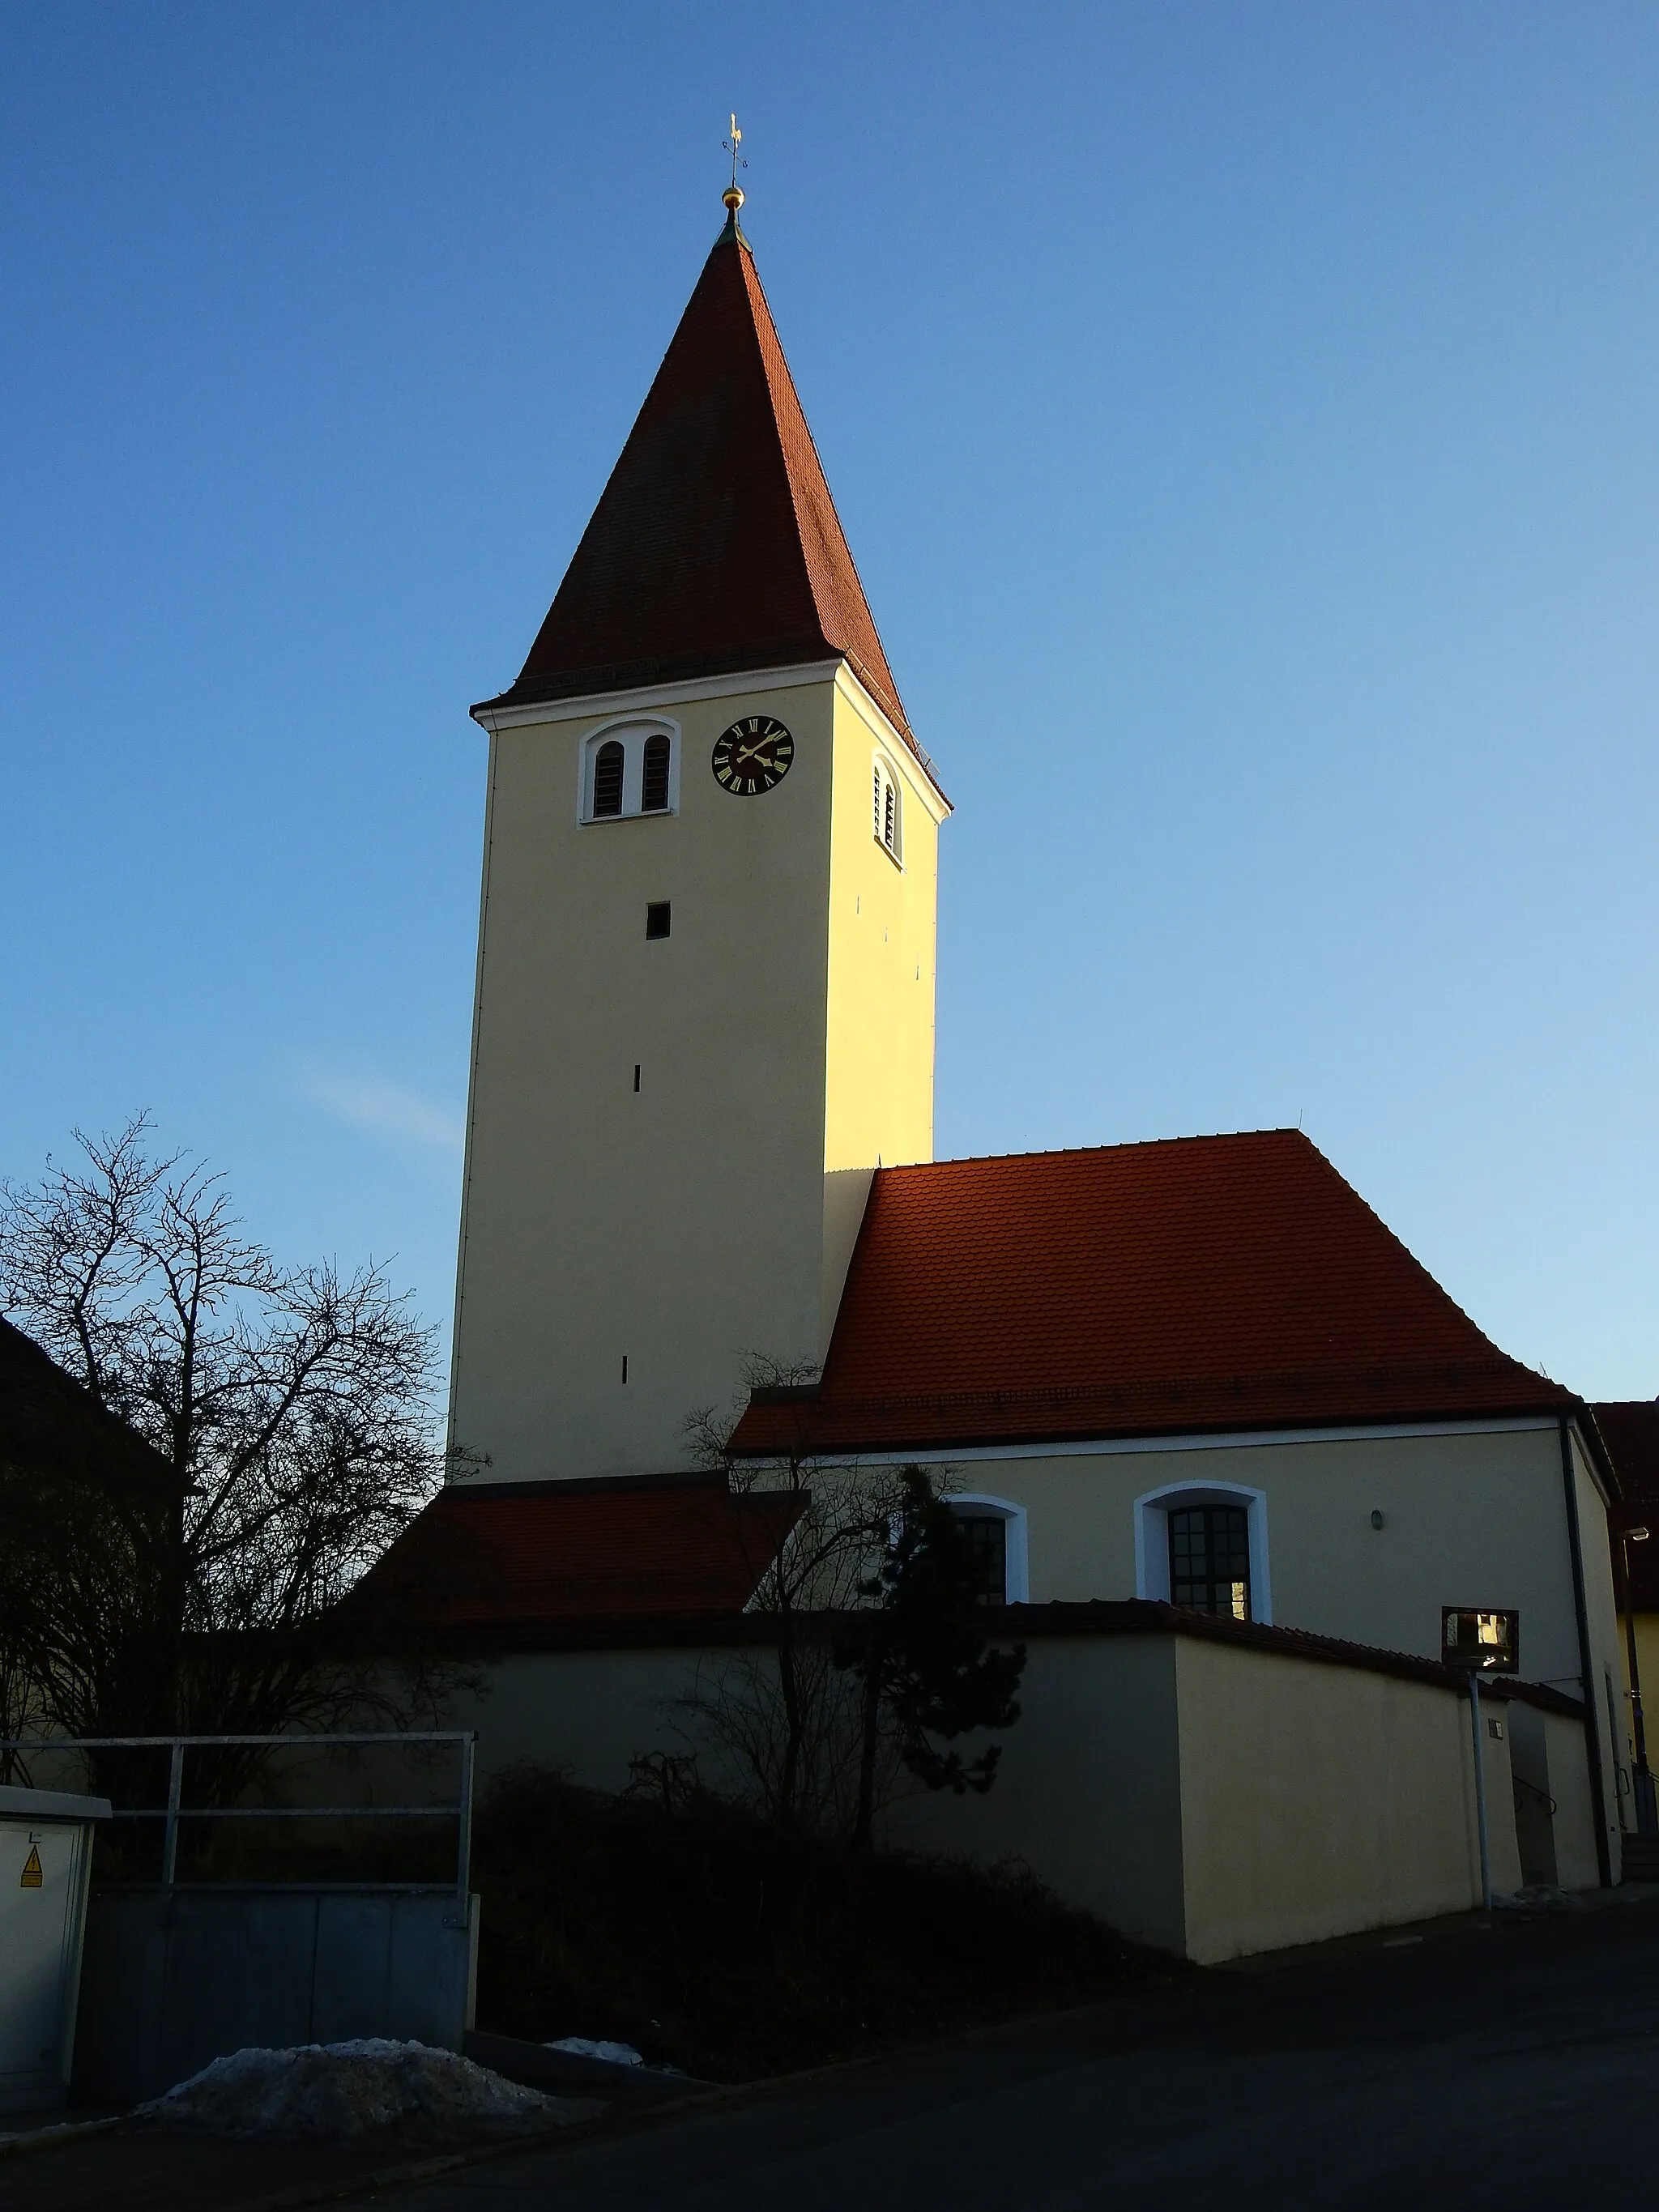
723;113;747;211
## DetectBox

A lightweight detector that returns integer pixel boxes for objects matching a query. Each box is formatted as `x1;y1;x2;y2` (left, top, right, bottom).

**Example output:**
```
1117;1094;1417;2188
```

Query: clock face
712;715;795;796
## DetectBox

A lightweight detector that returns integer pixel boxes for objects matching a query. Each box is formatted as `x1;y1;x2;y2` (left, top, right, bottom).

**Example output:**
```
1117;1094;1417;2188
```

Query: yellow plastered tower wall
448;204;947;1485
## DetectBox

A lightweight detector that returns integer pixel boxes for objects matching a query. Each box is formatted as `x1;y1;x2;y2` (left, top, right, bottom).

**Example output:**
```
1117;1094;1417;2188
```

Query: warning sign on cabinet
19;1843;42;1887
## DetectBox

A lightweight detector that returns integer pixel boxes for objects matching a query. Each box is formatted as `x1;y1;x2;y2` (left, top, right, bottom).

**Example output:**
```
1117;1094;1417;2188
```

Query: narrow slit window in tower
646;901;671;940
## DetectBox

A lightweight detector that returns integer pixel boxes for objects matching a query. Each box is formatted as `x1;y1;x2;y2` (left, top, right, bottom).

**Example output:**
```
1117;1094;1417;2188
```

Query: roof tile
342;1476;799;1634
476;217;915;752
731;1132;1570;1456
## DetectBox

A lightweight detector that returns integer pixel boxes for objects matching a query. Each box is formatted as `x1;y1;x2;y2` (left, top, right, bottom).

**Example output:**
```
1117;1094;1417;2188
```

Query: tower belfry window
873;755;902;864
592;740;625;818
642;734;671;813
582;722;678;823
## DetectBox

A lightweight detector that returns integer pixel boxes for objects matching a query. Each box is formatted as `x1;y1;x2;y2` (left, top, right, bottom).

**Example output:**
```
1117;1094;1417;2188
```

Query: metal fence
0;1731;476;1905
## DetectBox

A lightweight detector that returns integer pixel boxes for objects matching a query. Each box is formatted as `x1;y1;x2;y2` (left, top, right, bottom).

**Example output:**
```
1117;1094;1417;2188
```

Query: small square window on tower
645;901;671;940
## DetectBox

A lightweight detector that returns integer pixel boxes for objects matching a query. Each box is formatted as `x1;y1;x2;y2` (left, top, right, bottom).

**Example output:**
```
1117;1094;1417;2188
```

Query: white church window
948;1495;1028;1605
1169;1504;1250;1620
873;753;902;865
581;718;680;824
1134;1481;1272;1624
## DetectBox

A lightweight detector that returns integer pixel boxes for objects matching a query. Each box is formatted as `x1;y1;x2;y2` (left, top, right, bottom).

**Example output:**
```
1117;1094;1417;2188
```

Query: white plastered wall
449;663;944;1485
444;1630;1551;1963
913;1421;1596;1698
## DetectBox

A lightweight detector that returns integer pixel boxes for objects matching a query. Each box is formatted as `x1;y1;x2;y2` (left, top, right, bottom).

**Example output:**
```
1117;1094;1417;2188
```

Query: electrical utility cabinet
0;1784;109;2115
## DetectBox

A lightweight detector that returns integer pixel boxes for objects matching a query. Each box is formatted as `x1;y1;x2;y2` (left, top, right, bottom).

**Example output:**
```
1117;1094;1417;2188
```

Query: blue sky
3;2;1656;1400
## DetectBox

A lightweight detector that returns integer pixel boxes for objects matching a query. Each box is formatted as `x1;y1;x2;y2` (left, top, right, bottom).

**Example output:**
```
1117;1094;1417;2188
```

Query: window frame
945;1494;1029;1605
1133;1480;1272;1624
1166;1502;1252;1619
591;739;625;819
872;751;904;867
578;716;681;825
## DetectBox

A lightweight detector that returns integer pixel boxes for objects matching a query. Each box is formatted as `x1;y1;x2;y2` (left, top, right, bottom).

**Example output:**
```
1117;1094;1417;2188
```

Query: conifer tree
840;1468;1026;1851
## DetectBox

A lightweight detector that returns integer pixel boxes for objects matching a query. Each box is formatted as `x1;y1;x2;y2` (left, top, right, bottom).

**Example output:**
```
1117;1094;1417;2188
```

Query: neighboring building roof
339;1473;801;1640
474;210;917;756
730;1132;1573;1459
1593;1400;1659;1609
0;1315;177;1495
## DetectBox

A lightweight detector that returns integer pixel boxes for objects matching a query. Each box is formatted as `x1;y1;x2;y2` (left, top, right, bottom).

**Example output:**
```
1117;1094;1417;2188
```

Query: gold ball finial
723;185;745;212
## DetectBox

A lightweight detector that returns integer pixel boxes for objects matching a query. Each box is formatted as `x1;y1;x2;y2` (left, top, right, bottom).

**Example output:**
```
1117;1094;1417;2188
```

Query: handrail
0;1731;476;1905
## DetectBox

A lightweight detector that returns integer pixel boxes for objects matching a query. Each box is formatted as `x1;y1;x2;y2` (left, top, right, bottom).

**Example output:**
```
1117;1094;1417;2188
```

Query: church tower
449;191;949;1485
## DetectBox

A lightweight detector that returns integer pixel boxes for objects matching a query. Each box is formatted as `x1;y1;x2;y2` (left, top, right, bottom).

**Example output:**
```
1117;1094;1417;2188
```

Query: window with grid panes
956;1515;1008;1606
1168;1504;1251;1620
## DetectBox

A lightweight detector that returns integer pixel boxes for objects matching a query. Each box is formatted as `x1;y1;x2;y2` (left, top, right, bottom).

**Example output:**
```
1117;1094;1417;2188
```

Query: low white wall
456;1647;706;1792
1171;1638;1520;1962
878;1635;1188;1953
1539;1706;1600;1890
442;1632;1581;1963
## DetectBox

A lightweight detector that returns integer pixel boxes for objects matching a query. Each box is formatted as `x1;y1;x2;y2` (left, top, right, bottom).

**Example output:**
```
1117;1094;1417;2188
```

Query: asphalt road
335;1896;1659;2212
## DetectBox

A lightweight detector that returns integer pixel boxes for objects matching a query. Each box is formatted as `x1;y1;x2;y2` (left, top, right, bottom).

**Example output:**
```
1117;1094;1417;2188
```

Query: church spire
476;186;915;748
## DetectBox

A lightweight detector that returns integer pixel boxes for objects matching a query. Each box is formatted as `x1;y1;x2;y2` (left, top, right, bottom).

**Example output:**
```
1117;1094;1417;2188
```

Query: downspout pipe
1614;1528;1654;1824
1559;1412;1614;1887
1467;1670;1493;1911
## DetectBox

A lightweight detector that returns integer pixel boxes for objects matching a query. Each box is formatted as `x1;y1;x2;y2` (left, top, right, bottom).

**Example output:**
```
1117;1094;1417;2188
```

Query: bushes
471;1765;1184;2081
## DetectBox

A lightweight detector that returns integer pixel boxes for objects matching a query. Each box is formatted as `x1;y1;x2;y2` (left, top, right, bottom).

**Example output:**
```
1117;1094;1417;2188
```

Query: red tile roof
0;1315;178;1496
1594;1401;1659;1609
339;1475;800;1638
729;1132;1572;1458
476;214;918;757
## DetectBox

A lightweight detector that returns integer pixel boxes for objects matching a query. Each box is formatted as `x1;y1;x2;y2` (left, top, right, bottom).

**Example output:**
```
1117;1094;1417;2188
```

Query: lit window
591;740;624;819
1169;1505;1251;1621
642;734;671;813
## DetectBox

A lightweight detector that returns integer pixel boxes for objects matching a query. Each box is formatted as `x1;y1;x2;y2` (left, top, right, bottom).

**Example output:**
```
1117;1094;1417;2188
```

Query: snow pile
139;2039;565;2140
546;2037;644;2067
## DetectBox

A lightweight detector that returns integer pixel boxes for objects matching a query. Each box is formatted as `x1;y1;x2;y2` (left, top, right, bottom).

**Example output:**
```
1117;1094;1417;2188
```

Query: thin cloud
298;1065;464;1153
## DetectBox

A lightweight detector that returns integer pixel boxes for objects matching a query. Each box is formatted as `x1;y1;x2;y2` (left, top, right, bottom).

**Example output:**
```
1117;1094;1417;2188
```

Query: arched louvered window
641;733;671;813
873;756;902;863
591;740;625;818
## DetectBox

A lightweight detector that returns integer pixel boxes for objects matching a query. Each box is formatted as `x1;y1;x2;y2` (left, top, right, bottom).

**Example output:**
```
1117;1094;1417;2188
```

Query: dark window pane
645;901;671;940
955;1515;1007;1605
1167;1505;1252;1621
642;734;671;812
592;740;625;817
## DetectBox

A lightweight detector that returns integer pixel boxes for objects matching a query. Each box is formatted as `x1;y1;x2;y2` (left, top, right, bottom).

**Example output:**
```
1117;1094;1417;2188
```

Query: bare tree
0;1115;442;1758
677;1363;915;1831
